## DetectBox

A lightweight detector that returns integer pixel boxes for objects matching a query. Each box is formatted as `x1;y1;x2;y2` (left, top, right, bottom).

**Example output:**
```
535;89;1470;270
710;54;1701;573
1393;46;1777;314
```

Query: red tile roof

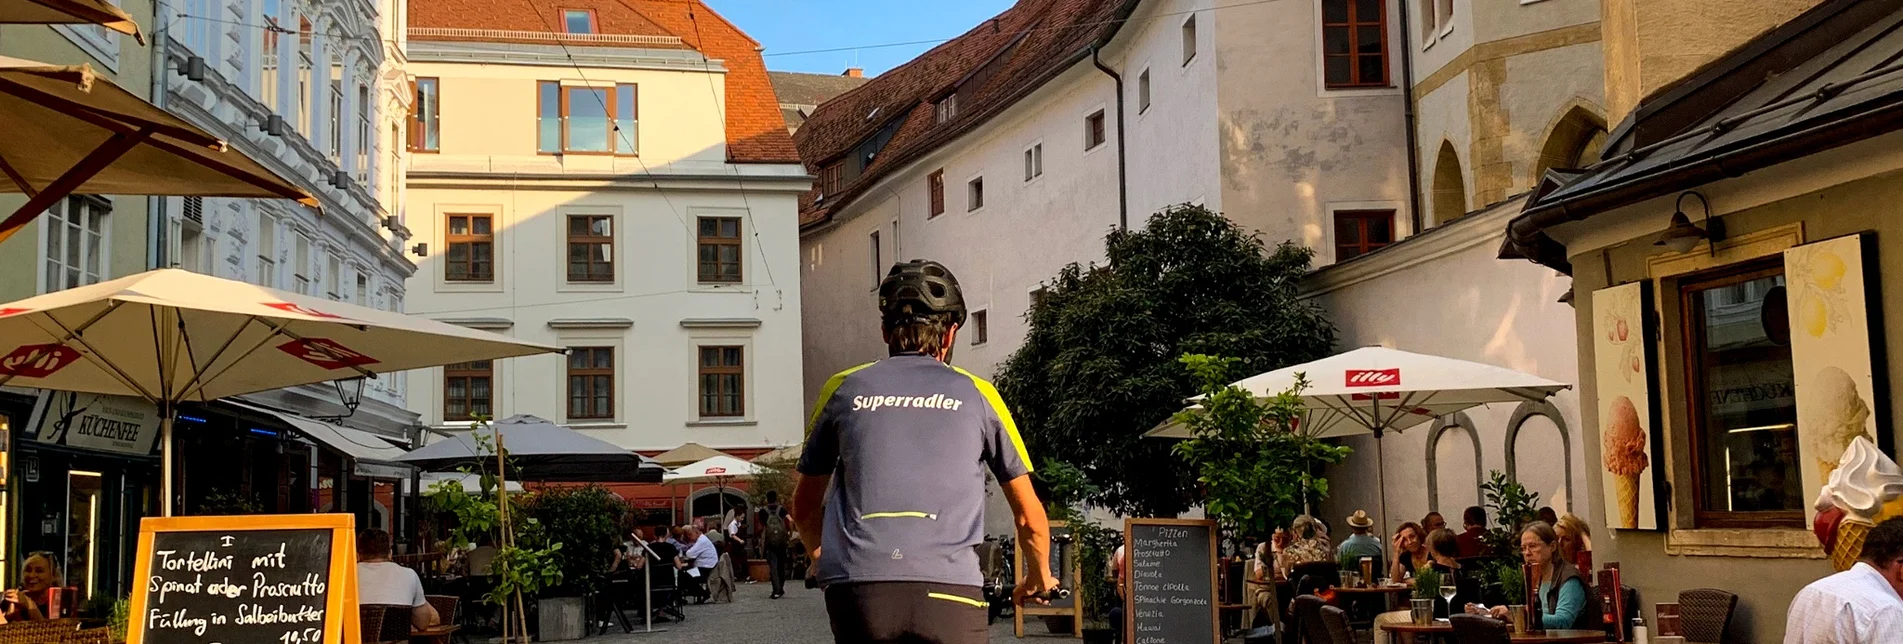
793;0;1140;229
410;0;800;164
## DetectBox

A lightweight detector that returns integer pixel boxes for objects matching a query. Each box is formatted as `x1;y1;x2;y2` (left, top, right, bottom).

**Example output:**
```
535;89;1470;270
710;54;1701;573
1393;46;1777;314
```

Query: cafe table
1383;621;1606;644
409;624;460;644
1332;584;1413;613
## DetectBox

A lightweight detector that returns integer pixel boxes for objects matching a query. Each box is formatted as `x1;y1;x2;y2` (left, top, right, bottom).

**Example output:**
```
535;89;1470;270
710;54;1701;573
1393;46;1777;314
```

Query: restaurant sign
25;390;162;456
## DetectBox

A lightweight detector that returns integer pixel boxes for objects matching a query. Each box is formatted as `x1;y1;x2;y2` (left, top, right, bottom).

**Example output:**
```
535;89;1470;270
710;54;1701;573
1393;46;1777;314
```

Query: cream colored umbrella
752;443;802;463
663;455;770;521
652;442;732;468
0;57;315;245
0;0;144;42
0;268;564;515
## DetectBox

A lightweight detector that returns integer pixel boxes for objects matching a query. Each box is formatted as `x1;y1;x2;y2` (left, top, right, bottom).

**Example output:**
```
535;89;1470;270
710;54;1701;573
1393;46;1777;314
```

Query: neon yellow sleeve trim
806;362;875;438
952;366;1034;473
927;592;987;608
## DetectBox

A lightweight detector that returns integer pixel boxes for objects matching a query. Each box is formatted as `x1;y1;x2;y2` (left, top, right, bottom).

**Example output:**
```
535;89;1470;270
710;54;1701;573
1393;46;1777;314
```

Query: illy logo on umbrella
0;343;81;378
706;467;727;475
1345;369;1400;387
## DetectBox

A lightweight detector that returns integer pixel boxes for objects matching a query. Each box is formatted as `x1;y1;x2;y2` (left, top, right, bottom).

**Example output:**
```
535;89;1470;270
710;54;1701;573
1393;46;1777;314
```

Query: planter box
749;560;771;583
536;596;585;641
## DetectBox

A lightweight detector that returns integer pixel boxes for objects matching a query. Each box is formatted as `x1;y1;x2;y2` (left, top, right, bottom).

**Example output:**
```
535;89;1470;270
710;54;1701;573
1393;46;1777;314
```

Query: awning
0;0;144;42
226;401;411;472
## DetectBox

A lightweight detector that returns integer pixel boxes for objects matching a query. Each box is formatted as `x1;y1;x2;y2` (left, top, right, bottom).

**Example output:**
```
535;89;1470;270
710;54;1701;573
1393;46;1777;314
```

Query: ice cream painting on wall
1593;282;1661;530
1784;234;1884;525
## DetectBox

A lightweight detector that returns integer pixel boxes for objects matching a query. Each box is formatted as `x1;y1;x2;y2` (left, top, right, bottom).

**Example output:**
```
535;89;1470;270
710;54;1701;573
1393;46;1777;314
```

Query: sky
711;0;1018;76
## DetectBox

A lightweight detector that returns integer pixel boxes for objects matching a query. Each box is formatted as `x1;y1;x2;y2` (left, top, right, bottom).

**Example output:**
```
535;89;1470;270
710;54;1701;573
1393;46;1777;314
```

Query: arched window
1426;415;1483;513
1505;401;1576;516
1431;141;1466;225
1535;106;1608;179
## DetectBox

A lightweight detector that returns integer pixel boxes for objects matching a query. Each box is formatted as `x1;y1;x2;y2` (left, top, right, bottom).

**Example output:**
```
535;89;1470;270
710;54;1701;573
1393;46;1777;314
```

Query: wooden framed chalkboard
1015;520;1083;637
1125;518;1218;644
128;514;359;644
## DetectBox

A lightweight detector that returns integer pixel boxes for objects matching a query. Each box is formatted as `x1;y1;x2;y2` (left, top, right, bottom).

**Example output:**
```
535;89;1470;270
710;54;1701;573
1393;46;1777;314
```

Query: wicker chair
0;619;80;644
425;595;465;644
1449;614;1512;644
1678;588;1737;644
359;604;410;644
59;628;108;644
1317;605;1357;644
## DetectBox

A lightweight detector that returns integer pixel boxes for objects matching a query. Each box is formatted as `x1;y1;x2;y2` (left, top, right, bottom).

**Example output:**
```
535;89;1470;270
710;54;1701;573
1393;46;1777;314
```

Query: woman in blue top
1467;521;1590;629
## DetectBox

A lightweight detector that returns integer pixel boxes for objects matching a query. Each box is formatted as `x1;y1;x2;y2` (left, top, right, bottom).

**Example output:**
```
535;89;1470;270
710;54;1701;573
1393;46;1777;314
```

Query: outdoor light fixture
1656;191;1717;254
314;376;369;422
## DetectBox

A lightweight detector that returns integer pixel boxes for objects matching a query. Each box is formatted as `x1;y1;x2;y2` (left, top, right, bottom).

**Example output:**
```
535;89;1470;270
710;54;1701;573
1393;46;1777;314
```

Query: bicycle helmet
877;259;967;327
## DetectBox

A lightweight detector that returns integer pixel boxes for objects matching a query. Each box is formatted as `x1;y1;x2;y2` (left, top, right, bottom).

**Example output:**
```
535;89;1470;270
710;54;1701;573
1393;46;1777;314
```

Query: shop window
1333;209;1394;261
1681;261;1802;527
566;214;614;282
444;360;493;421
1322;0;1389;88
567;347;614;420
696;216;743;283
698;346;744;417
445;213;495;282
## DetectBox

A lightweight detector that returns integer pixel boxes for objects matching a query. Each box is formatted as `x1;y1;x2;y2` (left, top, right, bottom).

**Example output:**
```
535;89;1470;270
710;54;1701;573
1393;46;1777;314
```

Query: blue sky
713;0;1017;76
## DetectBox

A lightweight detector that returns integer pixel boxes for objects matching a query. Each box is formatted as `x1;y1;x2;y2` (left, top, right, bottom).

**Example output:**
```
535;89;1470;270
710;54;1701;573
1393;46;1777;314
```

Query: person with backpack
758;490;793;598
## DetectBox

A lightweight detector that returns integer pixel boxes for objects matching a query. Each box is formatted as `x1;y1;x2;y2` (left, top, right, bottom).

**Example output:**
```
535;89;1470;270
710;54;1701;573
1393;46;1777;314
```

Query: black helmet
878;259;966;327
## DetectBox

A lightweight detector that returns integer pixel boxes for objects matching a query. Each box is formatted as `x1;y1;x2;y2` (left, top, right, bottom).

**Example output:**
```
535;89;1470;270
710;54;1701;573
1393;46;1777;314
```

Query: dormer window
935;95;958;124
563;9;596;34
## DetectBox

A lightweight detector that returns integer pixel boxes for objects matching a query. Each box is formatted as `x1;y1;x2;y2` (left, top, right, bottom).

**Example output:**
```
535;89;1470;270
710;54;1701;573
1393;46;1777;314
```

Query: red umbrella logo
277;338;378;370
706;467;728;475
1345;368;1400;387
0;343;81;377
263;302;350;320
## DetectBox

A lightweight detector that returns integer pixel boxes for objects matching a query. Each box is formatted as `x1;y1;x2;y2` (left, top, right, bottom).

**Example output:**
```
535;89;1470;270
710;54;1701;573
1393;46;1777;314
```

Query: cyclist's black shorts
824;581;988;644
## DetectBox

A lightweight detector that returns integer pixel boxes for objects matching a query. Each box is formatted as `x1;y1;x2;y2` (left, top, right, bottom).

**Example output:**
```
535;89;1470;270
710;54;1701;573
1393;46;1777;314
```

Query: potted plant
107;597;130;643
523;485;626;641
1410;566;1440;625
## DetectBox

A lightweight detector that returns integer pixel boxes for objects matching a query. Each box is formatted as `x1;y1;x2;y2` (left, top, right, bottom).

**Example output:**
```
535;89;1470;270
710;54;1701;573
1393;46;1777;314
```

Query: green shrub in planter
522;485;628;595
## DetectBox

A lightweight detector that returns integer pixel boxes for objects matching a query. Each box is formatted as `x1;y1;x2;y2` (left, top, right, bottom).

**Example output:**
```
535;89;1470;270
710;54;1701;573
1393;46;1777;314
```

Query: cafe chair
0;618;79;644
359;604;411;644
1290;595;1329;644
1678;587;1738;644
1448;614;1512;644
1317;605;1357;644
425;595;468;644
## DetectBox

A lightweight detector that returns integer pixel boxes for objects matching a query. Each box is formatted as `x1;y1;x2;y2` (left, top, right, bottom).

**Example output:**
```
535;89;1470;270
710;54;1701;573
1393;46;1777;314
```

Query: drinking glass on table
1440;584;1457;614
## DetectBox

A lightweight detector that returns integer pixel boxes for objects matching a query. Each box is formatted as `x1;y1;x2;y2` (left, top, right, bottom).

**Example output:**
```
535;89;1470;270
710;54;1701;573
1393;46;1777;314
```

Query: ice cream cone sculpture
1814;437;1903;571
1602;396;1649;529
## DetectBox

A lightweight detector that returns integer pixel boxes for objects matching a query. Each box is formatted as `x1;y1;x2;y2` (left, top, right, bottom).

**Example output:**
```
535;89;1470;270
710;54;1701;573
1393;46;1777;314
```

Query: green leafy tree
1480;470;1540;563
996;204;1337;517
523;485;628;594
1171;355;1350;536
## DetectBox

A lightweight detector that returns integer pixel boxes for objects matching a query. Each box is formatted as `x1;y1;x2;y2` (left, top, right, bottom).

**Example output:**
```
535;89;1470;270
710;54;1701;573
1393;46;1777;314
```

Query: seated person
675;526;720;601
1375;529;1470;643
2;552;61;622
1467;522;1589;629
356;529;440;631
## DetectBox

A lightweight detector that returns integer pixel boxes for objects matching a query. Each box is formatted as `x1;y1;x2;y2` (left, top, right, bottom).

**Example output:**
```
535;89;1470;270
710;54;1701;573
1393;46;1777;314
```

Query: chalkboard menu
1125;518;1217;644
130;515;359;644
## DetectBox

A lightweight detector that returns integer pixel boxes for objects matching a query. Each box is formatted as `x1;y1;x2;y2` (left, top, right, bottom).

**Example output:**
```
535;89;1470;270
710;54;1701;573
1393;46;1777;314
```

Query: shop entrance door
65;470;102;605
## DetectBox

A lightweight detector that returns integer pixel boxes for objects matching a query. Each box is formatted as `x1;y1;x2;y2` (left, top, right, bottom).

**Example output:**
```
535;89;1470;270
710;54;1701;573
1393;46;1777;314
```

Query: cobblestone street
591;581;1075;644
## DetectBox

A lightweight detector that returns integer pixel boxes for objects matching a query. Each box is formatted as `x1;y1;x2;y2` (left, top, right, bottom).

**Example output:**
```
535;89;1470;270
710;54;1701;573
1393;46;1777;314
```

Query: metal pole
160;407;174;516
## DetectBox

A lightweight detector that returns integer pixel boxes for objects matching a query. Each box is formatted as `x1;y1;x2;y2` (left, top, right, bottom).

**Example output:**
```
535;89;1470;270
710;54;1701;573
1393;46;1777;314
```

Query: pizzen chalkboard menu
130;515;359;644
1125;518;1217;644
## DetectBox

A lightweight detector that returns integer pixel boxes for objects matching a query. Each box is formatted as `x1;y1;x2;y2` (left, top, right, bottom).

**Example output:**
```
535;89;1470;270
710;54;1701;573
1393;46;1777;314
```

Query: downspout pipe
148;2;171;269
1395;1;1424;233
1090;45;1129;230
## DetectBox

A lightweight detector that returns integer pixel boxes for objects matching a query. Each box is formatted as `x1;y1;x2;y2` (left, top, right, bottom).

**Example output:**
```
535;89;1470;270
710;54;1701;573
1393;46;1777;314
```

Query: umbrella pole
160;403;175;516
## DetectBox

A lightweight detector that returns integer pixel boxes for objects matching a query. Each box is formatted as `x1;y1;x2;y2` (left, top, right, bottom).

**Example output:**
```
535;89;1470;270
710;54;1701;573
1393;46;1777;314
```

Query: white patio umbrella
0;268;563;515
1147;346;1570;536
664;454;770;521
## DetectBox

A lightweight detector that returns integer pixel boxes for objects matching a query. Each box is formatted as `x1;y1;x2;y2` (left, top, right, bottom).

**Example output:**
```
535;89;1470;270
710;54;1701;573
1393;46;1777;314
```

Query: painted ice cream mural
1603;396;1649;529
1783;235;1879;524
1804;366;1871;484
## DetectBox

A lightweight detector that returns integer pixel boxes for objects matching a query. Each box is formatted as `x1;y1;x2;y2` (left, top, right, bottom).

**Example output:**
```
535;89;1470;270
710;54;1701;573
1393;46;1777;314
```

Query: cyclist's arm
792;472;830;561
1001;473;1054;587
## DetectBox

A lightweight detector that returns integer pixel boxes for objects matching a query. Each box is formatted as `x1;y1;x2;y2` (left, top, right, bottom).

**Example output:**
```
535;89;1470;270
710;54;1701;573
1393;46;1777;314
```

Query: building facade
400;0;809;458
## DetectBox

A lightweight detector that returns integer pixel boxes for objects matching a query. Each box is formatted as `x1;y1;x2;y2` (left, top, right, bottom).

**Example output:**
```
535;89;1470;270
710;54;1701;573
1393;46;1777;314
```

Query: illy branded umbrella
399;414;665;483
651;442;732;468
0;0;144;42
0;268;563;515
664;455;769;520
0;57;314;244
1147;346;1569;536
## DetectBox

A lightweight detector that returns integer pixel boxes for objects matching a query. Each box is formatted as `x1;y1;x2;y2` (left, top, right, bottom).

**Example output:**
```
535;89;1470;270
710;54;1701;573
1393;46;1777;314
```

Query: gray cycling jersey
798;354;1034;587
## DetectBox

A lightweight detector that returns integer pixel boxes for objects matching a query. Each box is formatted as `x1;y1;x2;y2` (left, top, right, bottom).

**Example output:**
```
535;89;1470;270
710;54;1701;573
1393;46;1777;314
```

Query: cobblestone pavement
590;581;1079;644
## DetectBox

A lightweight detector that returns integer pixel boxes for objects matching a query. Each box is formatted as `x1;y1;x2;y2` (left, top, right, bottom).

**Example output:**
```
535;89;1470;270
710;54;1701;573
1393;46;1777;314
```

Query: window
1333;209;1394;260
260;0;280;107
356;84;371;179
1023;143;1043;181
1419;0;1436;43
818;162;846;197
1182;14;1198;65
256;212;277;287
562;9;596;34
1682;262;1801;528
567;214;613;282
408;78;438;152
325;255;341;300
869;230;882;288
1138;69;1152;113
445;213;495;282
297;18;312;132
328;73;343;160
927;170;945;217
540;82;638;154
698;346;744;417
1323;0;1390;88
444;360;493;421
1436;0;1453;34
41;196;107;293
967;177;985;211
971;310;989;346
355;273;368;305
1085;110;1107;150
566;347;614;420
696;216;742;284
935;95;958;124
293;235;311;294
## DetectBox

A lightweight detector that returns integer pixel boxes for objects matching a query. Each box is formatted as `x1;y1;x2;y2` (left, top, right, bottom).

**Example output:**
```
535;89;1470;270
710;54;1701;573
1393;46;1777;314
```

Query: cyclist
793;259;1057;644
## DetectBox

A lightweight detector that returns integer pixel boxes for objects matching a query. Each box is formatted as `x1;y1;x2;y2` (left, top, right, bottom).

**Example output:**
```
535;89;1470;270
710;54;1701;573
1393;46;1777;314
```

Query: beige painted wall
0;18;158;299
1601;0;1821;124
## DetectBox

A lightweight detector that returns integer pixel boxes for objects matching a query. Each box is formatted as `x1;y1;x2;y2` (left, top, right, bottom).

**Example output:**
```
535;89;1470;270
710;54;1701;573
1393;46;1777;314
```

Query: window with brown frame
1322;0;1390;88
567;347;614;420
698;346;744;417
1680;260;1802;528
819;162;846;197
408;77;439;152
696;216;742;283
928;169;945;217
445;213;494;282
1333;209;1393;260
537;81;638;155
1085;110;1107;149
444;361;492;421
567;214;613;282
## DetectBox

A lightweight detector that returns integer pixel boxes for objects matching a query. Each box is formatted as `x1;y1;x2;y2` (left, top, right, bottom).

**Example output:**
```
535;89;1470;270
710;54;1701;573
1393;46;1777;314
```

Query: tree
1172;355;1351;535
995;204;1337;517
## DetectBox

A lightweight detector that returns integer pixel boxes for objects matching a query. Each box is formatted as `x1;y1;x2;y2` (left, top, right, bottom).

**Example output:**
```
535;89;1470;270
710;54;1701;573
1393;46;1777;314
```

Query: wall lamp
1655;191;1723;254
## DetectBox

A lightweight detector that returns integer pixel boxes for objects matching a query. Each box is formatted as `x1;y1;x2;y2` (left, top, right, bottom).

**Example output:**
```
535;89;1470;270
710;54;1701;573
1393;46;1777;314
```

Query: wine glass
1440;584;1458;617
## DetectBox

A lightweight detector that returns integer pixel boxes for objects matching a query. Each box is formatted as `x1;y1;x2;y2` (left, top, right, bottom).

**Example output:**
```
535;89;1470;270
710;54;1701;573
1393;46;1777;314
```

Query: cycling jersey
798;353;1034;588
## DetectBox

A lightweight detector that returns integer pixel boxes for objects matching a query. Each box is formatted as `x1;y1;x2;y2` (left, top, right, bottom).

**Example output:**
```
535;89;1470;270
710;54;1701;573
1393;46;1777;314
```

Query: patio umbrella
664;455;769;520
399;414;665;483
651;442;732;468
752;442;802;463
0;57;314;245
0;0;144;42
0;268;563;515
1147;346;1570;536
421;471;524;494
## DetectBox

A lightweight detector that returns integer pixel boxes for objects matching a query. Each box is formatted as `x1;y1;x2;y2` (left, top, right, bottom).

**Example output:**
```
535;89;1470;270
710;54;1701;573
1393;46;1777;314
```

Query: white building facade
399;1;809;454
